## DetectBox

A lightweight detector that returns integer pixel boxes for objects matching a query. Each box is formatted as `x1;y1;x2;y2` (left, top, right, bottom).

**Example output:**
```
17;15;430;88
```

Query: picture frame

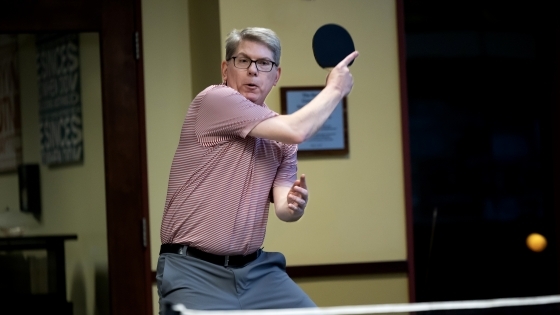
280;86;349;157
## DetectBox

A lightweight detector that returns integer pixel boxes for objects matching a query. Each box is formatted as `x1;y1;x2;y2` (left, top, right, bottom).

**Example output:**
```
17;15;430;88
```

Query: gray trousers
156;248;316;313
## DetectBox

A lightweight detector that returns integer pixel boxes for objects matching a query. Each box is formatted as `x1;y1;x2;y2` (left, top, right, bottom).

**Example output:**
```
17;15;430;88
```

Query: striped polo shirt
160;85;298;255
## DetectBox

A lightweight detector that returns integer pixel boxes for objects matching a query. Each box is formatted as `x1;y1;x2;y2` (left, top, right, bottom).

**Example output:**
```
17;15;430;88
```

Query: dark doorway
404;1;559;301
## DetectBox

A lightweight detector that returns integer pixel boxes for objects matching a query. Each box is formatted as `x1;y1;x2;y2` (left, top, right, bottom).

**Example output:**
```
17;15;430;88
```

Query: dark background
404;1;559;301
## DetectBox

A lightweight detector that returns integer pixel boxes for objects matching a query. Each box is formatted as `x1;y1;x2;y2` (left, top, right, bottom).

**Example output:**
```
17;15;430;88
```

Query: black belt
160;244;258;267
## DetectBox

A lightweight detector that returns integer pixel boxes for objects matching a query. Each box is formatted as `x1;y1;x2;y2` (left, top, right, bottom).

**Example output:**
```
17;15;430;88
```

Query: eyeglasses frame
230;55;278;72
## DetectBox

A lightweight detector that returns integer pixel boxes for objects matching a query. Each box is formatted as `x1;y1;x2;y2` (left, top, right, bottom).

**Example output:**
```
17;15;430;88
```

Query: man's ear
221;60;228;83
273;66;282;86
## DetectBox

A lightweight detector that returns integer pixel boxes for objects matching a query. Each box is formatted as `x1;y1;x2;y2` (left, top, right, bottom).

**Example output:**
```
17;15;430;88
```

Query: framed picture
36;33;83;166
280;86;349;157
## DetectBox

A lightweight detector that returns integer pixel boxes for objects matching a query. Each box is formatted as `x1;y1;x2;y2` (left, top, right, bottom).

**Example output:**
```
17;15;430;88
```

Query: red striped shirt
160;85;298;255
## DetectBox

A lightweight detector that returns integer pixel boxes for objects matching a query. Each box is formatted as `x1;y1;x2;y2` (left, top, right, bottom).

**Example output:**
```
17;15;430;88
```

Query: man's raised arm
249;51;359;144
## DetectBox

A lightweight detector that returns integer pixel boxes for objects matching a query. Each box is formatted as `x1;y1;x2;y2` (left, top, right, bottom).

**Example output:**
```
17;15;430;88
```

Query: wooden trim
396;0;416;303
151;260;408;283
132;0;155;309
554;24;560;295
286;261;408;278
100;0;152;314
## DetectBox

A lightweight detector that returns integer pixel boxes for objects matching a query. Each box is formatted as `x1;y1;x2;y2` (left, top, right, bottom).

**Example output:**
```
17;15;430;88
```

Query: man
156;27;357;312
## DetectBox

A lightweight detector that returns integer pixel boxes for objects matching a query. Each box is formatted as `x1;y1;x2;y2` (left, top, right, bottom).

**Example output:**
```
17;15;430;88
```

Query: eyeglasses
230;56;277;72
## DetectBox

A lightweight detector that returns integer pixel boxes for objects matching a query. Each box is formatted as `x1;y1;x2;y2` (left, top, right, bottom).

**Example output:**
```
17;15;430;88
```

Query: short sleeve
273;143;298;188
195;86;277;146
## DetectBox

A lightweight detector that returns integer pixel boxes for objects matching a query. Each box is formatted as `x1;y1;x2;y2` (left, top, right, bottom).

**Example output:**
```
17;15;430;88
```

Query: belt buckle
224;255;229;267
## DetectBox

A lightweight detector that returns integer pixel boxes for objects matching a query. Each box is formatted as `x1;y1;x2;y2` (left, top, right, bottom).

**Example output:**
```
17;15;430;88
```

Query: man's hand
248;51;358;145
273;174;309;222
326;51;358;97
288;174;308;212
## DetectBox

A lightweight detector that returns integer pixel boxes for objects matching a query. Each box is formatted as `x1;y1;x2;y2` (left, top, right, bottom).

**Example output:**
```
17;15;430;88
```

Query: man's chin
242;92;261;104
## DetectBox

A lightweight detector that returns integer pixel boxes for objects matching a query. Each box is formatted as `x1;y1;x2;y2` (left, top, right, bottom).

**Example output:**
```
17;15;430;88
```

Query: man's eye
238;58;250;64
257;60;271;66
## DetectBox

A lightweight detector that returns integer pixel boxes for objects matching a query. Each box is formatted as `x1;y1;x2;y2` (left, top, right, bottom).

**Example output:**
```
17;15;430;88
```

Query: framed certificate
280;86;349;156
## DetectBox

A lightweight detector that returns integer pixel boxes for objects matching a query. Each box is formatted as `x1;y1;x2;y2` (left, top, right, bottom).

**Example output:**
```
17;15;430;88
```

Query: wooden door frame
396;0;416;303
0;1;152;315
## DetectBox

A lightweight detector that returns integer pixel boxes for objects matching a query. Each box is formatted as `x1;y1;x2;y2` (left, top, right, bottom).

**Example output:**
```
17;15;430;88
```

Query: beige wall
188;0;222;96
143;0;408;312
141;1;193;313
0;33;108;315
142;0;193;272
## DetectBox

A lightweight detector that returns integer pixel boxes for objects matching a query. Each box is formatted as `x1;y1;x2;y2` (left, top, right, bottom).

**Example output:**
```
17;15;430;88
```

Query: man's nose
247;60;259;75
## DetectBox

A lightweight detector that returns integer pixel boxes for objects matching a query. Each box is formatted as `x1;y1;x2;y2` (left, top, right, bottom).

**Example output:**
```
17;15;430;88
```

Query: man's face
221;40;281;105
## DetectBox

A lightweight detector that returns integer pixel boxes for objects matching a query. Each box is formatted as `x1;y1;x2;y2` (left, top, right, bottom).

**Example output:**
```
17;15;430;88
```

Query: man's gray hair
225;27;281;66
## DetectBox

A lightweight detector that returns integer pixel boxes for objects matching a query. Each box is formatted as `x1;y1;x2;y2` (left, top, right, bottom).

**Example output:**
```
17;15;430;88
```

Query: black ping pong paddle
312;23;355;70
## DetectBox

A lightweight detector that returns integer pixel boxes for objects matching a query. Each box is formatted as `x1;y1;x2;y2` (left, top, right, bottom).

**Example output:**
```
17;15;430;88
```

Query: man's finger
292;179;300;189
337;51;359;68
299;174;307;189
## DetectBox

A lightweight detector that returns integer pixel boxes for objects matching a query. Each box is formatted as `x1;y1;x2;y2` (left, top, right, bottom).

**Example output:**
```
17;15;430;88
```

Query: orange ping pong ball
526;233;547;252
